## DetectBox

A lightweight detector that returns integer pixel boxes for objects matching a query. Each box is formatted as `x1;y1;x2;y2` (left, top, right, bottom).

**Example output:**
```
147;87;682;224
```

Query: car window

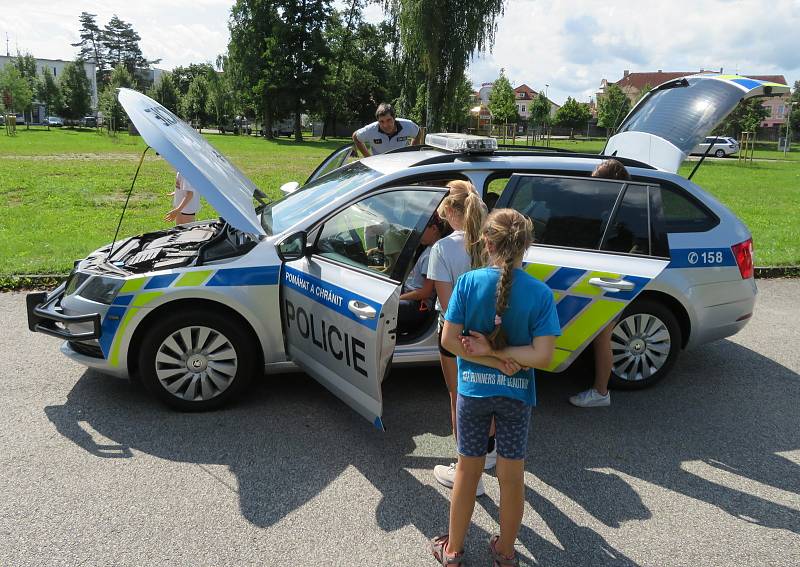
506;176;624;250
660;184;718;232
260;162;381;235
601;185;651;256
315;190;442;279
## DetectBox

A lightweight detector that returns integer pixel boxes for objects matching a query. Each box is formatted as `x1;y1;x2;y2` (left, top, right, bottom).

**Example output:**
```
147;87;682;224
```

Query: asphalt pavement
1;280;798;566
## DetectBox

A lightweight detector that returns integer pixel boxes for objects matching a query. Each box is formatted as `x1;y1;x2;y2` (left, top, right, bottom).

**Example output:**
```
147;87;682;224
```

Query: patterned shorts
456;394;532;461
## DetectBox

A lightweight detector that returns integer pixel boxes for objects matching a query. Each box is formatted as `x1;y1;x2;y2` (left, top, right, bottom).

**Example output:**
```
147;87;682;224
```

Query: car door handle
348;300;377;319
588;277;635;292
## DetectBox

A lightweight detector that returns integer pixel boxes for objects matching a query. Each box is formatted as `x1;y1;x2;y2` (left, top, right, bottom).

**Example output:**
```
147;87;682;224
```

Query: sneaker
433;463;486;496
484;446;497;470
569;388;611;408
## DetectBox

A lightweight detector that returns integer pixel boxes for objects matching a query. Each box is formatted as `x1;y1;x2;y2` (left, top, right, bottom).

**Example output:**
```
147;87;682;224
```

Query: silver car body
28;76;788;426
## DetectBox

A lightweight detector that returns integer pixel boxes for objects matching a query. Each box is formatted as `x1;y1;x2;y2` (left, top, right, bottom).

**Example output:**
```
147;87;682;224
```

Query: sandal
489;535;518;566
430;534;465;565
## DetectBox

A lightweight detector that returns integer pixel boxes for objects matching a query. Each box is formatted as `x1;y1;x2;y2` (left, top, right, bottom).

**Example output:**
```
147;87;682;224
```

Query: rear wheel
608;298;681;390
137;310;257;411
714;149;726;157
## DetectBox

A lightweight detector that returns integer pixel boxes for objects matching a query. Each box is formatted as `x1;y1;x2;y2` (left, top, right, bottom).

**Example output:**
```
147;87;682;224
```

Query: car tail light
731;238;753;279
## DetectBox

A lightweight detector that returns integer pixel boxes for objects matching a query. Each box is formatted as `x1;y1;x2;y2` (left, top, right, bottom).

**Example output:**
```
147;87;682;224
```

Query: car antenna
687;134;720;181
109;145;151;258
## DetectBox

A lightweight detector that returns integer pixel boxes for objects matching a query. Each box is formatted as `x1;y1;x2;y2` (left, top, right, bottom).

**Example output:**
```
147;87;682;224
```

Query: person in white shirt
352;103;422;157
398;212;446;332
165;171;200;225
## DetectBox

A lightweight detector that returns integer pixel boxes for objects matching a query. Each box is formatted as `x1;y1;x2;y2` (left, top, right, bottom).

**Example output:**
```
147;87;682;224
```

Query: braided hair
437;180;487;268
483;209;534;350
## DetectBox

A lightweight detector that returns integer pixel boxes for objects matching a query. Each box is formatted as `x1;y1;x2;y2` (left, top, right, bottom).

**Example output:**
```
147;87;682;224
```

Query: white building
0;55;98;119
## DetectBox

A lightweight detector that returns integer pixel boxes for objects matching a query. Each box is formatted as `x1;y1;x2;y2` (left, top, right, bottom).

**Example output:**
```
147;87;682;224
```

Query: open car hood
604;74;790;172
118;88;265;236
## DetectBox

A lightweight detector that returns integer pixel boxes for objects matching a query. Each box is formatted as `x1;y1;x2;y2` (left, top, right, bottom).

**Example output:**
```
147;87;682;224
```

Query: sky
1;0;797;105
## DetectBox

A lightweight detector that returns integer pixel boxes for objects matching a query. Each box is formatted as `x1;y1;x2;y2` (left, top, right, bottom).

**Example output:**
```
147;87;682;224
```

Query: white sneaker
484;446;497;470
433;463;486;496
569;388;611;408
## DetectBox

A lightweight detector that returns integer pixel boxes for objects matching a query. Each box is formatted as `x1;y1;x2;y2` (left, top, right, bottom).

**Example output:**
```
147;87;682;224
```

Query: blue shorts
456;394;532;461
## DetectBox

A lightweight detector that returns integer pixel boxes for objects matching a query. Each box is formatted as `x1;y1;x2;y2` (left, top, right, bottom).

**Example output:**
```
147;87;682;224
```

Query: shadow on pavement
45;337;799;565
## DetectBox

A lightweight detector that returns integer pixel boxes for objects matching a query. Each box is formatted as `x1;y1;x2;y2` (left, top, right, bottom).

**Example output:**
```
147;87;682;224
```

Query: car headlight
78;276;124;304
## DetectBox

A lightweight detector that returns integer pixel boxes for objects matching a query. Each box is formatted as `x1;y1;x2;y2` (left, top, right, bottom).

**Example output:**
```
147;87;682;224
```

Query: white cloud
1;0;796;102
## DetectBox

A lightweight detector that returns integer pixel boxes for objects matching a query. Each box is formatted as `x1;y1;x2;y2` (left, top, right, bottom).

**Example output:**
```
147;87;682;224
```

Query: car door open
498;173;671;372
279;187;446;429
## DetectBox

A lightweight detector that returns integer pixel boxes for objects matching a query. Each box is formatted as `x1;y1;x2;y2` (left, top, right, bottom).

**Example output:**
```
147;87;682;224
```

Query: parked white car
691;136;739;157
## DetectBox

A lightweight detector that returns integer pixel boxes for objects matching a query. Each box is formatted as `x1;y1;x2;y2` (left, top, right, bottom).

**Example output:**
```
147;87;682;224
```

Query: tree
99;65;134;131
488;70;517;128
181;74;210;128
72;12;106;85
714;97;769;139
555;97;591;138
206;57;232;129
788;80;800;142
528;92;551;140
442;74;473;132
37;68;62;129
227;0;281;139
11;52;40;128
147;72;180;114
59;60;93;123
635;83;652;104
273;0;331;141
388;0;505;131
597;83;630;134
0;63;33;117
171;63;216;97
102;15;160;84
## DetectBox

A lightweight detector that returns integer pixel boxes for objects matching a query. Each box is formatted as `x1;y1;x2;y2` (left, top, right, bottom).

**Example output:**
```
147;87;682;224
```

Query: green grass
0;128;798;274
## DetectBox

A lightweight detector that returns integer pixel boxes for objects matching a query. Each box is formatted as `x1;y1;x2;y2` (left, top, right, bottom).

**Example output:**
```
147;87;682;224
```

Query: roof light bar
425;133;497;154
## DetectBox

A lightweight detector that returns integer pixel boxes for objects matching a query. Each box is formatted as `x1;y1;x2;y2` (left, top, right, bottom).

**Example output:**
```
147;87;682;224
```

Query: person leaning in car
352;103;423;157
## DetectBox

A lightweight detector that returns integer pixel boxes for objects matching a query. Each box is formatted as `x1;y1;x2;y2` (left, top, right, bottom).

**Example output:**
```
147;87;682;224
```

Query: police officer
352;103;422;157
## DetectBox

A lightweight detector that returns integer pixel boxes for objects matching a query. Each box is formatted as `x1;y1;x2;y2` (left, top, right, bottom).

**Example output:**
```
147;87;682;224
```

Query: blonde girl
431;209;560;566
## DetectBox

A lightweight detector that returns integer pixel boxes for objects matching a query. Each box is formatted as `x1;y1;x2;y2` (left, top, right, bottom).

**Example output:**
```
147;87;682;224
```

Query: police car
26;76;788;427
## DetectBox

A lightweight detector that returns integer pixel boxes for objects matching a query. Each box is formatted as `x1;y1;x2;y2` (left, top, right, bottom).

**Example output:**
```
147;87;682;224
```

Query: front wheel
608;299;682;390
137;310;257;411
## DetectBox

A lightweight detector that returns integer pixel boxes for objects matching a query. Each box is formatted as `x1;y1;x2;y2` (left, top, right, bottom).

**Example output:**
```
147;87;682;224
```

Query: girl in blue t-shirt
430;209;560;567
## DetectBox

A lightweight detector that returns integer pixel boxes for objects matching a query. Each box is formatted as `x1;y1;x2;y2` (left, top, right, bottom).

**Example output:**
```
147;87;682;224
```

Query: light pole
785;101;797;157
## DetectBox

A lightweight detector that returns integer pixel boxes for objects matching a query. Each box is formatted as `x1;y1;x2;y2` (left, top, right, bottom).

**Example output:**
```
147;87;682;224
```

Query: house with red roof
597;69;791;130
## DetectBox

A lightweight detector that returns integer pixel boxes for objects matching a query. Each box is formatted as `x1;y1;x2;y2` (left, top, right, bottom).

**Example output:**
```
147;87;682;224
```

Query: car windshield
260;161;382;236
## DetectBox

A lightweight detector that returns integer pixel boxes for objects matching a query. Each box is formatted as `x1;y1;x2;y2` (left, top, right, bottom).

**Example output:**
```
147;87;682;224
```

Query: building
0;55;98;120
597;69;790;129
471;81;560;133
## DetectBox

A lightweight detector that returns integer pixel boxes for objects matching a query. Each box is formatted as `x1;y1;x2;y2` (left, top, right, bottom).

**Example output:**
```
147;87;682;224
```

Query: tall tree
528;92;551;140
11;53;41;128
99;65;134;131
181;74;210;129
488;70;517;126
102;15;160;83
597;83;631;134
389;0;505;131
147;72;180;114
37;68;62;129
0;63;33;116
273;0;331;141
59;60;93;123
555;97;591;138
441;73;473;132
206;57;232;129
227;0;281;139
72;12;106;85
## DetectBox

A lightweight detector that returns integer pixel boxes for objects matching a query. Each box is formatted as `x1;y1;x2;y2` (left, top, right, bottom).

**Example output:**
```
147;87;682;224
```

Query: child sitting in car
398;212;447;332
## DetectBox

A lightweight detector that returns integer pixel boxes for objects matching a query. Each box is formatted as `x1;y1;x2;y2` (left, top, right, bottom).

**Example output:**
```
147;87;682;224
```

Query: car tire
714;149;726;158
608;298;681;390
137;310;257;411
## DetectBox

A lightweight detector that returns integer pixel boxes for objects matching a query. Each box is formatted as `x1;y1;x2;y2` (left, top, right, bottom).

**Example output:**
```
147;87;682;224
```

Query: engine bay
84;221;257;275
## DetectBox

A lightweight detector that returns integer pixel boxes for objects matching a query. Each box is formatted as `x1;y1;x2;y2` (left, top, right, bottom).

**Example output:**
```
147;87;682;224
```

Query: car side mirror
280;181;300;196
276;231;307;262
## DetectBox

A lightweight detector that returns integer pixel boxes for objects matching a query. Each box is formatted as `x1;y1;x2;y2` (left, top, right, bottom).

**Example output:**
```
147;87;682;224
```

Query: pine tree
72;12;106;85
102;15;160;83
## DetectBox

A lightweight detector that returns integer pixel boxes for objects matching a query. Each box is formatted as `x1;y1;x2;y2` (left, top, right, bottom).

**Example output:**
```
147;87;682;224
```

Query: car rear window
660;185;719;233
